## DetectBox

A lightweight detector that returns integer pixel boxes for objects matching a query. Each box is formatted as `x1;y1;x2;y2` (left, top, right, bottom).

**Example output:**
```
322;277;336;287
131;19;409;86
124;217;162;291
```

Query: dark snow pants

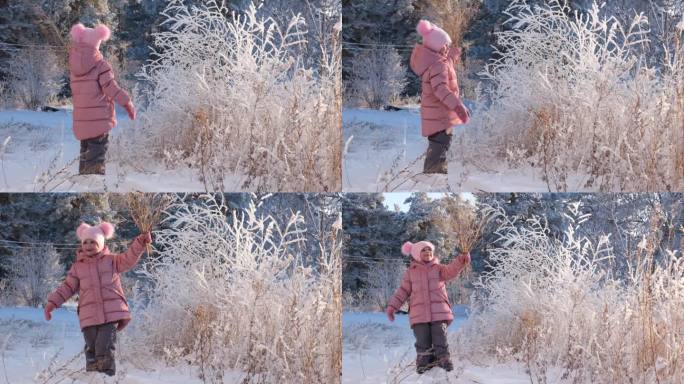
412;321;450;371
423;130;452;174
82;321;117;376
79;133;109;175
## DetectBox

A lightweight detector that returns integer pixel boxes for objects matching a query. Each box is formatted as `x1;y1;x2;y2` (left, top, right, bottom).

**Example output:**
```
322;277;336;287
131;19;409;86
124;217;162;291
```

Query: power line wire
0;239;133;251
0;40;416;50
0;42;66;50
342;46;414;52
0;239;80;247
343;41;415;48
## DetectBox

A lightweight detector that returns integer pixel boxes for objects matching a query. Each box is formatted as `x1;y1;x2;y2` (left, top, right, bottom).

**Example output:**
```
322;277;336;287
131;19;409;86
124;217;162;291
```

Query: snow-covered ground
342;107;593;192
0;109;245;192
0;307;243;383
342;310;531;384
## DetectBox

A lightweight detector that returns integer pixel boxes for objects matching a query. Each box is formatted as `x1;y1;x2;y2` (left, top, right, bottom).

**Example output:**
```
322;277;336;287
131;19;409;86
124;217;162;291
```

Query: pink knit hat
416;20;452;52
401;240;435;262
76;222;115;250
70;23;111;49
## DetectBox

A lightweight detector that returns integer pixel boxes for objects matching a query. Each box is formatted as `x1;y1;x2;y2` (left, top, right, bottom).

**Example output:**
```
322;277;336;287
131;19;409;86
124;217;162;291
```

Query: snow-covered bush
455;202;684;383
6;48;63;109
470;0;683;191
115;0;341;192
361;258;406;311
130;195;341;383
0;80;8;108
8;244;63;307
347;46;407;108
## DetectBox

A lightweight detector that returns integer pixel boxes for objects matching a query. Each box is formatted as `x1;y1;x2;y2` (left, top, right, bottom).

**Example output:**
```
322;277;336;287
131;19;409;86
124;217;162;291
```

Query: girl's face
81;239;101;256
420;246;434;262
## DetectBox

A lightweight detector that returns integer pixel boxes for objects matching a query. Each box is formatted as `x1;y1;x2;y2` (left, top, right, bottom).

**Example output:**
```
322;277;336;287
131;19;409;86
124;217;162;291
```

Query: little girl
69;23;136;175
44;222;150;376
386;241;470;374
410;20;470;176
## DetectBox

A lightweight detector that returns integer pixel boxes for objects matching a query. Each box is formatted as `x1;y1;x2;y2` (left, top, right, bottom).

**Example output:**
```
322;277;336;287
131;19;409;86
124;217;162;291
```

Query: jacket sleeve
113;236;145;273
47;264;79;308
387;269;412;311
98;60;131;107
429;61;462;111
439;253;468;282
409;46;419;75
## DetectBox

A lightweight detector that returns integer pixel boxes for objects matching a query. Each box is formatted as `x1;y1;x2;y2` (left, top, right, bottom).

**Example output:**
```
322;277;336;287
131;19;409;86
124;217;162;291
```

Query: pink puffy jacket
410;44;468;137
388;253;469;326
47;236;145;330
69;43;130;140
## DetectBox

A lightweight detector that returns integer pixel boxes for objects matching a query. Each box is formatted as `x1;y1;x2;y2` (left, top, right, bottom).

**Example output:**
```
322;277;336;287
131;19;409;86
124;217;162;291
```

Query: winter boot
416;352;434;374
437;355;453;372
85;360;98;372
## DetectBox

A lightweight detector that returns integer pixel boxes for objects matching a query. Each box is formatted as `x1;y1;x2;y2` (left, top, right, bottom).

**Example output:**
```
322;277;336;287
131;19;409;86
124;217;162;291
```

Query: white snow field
0;109;245;192
342;107;593;193
342;311;530;384
0;307;246;383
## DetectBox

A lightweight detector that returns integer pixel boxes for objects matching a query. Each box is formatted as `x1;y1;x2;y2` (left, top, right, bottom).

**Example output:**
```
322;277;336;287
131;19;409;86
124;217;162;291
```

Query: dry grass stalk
380;153;426;192
34;153;79;192
632;205;665;383
125;192;172;256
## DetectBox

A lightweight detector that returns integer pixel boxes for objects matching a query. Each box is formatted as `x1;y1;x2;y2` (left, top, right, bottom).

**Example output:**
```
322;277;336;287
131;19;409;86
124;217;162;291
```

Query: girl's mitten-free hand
455;103;470;124
44;302;56;321
139;232;152;245
124;101;136;120
386;306;396;322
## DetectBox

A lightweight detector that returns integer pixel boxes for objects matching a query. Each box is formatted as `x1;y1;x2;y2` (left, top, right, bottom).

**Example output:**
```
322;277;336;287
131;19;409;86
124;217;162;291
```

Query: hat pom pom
416;20;433;36
401;241;413;256
94;24;111;41
70;23;86;41
99;222;115;239
76;222;90;240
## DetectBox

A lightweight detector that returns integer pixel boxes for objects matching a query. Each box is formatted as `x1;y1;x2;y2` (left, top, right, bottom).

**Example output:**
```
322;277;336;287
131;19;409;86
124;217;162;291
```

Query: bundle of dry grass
423;0;480;48
432;195;498;254
125;192;172;256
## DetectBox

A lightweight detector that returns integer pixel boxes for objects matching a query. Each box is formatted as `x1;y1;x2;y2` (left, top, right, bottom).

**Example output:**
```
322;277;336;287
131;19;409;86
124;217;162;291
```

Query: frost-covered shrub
131;195;341;383
116;0;341;192
470;0;683;191
347;46;407;108
8;244;63;307
456;202;684;383
6;48;63;109
361;258;406;311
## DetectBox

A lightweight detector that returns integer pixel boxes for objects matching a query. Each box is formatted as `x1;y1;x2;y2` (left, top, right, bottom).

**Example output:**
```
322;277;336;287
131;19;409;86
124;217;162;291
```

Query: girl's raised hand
139;232;152;245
